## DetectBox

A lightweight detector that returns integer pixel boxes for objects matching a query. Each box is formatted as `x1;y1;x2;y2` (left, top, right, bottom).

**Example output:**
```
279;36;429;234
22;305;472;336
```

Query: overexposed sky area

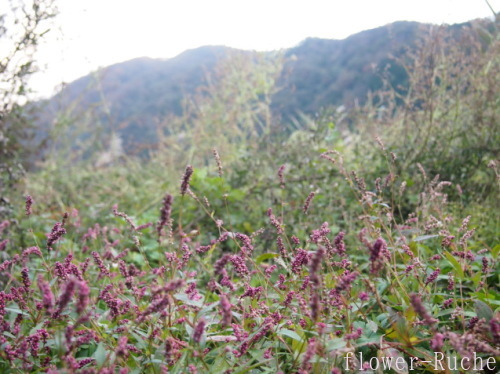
30;0;498;97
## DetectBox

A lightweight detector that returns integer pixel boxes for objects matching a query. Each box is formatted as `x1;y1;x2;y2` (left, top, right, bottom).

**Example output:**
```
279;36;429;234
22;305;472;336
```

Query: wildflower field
0;20;499;374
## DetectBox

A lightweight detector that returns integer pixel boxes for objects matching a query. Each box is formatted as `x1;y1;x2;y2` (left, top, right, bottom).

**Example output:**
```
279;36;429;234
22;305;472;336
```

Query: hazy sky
31;0;497;97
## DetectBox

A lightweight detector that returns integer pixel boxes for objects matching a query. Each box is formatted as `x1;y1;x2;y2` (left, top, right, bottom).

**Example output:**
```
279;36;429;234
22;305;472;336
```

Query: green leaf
93;342;107;366
130;331;147;350
174;293;204;307
471;272;482;287
474;300;493;322
255;253;279;264
211;356;229;372
277;328;302;342
443;250;464;279
413;234;439;242
5;307;29;316
492;244;500;259
367;320;378;333
326;338;346;351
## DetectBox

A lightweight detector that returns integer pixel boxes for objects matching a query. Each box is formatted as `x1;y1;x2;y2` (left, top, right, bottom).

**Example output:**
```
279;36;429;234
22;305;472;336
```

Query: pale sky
30;0;497;98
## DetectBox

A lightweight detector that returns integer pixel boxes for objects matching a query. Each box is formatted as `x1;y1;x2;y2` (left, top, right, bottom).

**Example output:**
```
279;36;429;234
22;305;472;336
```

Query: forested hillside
39;21;433;149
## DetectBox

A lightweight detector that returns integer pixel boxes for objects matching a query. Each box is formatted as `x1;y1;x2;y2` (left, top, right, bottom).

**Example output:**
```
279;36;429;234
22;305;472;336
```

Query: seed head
180;165;194;196
193;319;206;344
25;195;34;216
303;192;315;214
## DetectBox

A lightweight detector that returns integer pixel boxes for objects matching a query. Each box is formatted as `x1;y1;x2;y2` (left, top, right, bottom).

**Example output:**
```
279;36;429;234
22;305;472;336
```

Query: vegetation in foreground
0;148;499;373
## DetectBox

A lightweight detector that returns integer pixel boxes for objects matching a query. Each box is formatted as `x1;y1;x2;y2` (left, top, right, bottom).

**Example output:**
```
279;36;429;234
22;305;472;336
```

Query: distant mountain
40;45;235;146
37;20;481;150
273;21;420;119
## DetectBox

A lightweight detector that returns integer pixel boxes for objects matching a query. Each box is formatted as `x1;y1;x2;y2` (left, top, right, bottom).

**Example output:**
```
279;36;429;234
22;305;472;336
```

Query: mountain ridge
38;19;485;150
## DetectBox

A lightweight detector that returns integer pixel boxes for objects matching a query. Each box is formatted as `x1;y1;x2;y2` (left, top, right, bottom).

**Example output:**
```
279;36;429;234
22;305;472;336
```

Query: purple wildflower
430;333;444;351
235;233;253;255
301;338;316;371
303;192;315;214
459;229;475;249
277;236;287;258
54;261;67;280
22;246;42;259
443;298;454;308
37;275;55;314
334;231;346;256
277;274;287;290
232;323;249;342
410;294;437;326
283;291;295;308
25;195;34;216
336;270;358;293
309;247;325;276
448;274;455;291
267;208;283;234
180;165;194;196
113;206;137;230
47;222;66;250
291;249;309;274
0;220;9;233
192;319;206;344
213;148;223;177
136;222;153;231
369;237;387;274
482;257;489;273
76;281;90;315
157;193;173;239
344;328;363;340
139;296;170;321
300;275;310;291
240;285;263;299
21;267;31;290
186;282;201;301
359;292;369;301
219;294;232;327
490;317;500;345
116;336;129;357
277;165;286;188
214;254;232;275
264;264;277;277
178;243;192;269
425;268;441;285
230;255;249;277
250;317;273;345
310;292;321;321
77;358;95;369
54;278;77;317
264;348;273;359
441;235;455;248
153;279;185;296
310;222;330;244
467;317;479;330
220;268;235;291
91;251;110;276
459;216;471;232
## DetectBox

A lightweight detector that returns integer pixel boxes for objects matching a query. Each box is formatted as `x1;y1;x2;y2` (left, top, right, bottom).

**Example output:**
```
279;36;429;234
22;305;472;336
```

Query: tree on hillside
0;0;56;218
